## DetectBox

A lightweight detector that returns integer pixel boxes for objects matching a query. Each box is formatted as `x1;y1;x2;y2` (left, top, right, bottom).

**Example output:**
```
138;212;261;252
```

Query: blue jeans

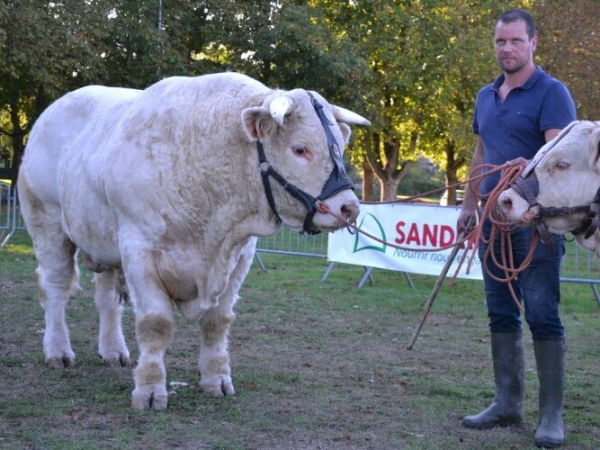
478;218;565;340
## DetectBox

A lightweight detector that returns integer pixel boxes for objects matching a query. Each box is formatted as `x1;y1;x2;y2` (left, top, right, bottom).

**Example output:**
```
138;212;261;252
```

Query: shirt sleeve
472;92;481;135
540;82;577;131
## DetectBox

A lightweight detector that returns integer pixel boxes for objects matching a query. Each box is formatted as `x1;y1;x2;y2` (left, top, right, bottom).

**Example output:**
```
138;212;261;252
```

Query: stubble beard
498;49;532;75
502;64;524;75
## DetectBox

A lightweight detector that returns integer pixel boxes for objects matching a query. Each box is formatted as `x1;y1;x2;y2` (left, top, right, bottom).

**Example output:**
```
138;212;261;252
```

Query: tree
532;0;600;120
311;0;518;201
191;1;371;109
3;0;598;197
98;0;210;88
0;0;109;186
327;0;429;201
0;0;213;186
414;2;514;204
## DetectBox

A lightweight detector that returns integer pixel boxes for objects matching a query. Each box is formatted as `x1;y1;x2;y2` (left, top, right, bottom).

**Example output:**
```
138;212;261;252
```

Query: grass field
1;231;599;449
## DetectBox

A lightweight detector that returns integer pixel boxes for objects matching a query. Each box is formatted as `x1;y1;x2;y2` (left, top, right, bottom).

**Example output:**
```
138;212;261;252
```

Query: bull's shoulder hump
29;85;142;139
66;85;142;106
141;73;272;104
41;86;143;122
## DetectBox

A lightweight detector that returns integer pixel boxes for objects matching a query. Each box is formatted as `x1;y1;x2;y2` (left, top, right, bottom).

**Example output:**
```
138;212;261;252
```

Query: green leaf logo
353;213;386;253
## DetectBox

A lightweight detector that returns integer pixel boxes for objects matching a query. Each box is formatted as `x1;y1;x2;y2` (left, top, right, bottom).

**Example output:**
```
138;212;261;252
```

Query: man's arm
544;128;561;143
506;128;563;170
457;136;484;234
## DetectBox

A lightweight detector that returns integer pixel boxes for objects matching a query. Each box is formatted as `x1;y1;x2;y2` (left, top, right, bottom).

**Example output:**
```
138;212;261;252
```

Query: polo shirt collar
491;66;543;91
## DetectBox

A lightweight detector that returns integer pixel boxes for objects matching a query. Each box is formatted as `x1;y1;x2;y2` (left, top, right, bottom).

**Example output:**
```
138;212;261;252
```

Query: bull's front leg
125;256;174;411
199;306;235;396
93;269;130;367
131;308;174;410
198;240;254;396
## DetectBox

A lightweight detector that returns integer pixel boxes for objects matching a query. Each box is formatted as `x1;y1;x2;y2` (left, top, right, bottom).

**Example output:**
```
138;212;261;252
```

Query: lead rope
323;160;544;313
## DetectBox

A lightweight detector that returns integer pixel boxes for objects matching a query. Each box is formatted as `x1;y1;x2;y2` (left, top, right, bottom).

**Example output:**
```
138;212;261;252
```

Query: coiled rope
323;160;541;312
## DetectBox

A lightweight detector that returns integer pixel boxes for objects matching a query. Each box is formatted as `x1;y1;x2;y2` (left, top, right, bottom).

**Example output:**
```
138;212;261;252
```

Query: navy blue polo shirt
473;66;576;195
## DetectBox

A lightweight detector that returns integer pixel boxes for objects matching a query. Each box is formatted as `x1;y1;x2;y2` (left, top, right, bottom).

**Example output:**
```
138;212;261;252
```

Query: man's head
494;9;538;75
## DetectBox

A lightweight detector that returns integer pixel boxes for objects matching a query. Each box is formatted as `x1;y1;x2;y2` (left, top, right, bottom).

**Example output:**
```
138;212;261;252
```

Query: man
457;8;576;448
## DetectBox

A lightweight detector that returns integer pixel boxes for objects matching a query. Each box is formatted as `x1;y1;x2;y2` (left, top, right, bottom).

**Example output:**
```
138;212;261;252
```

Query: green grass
1;231;600;449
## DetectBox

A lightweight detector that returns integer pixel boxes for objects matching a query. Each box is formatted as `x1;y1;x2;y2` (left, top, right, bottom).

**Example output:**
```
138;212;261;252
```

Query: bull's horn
269;96;292;126
332;105;371;126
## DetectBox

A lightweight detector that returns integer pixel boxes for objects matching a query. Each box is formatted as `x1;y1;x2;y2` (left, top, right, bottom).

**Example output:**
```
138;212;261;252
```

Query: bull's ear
593;125;600;165
338;122;352;145
241;107;278;141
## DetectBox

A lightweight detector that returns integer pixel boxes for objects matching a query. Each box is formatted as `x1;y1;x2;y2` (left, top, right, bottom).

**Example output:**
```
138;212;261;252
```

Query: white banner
327;203;483;280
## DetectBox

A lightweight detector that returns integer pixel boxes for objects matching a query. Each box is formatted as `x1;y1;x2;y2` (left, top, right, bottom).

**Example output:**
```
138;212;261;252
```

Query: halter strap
256;91;354;234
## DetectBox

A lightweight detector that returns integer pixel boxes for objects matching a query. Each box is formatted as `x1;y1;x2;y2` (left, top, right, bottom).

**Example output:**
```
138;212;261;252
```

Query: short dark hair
498;8;536;39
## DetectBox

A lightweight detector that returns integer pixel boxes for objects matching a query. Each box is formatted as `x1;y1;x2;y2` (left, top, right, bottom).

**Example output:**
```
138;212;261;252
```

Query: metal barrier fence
254;227;415;288
3;189;599;304
255;225;600;306
0;183;26;249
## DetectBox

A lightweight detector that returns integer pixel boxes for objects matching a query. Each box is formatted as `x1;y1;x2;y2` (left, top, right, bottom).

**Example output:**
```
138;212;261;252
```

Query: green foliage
533;0;600;120
1;0;599;192
321;0;526;199
395;159;445;198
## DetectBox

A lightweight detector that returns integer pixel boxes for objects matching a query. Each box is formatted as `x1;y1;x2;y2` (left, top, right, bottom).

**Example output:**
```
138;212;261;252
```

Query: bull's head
241;90;370;234
498;121;600;247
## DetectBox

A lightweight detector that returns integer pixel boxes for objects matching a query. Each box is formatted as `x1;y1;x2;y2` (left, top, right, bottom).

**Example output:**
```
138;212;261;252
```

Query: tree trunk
361;162;375;201
444;137;464;206
10;142;23;189
381;177;398;201
8;104;26;189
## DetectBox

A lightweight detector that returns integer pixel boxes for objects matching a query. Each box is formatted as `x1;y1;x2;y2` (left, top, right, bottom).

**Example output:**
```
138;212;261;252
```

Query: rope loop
323;160;539;312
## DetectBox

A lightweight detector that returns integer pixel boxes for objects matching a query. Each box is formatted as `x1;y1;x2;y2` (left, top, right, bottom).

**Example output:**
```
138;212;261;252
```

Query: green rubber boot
533;338;566;448
462;331;525;429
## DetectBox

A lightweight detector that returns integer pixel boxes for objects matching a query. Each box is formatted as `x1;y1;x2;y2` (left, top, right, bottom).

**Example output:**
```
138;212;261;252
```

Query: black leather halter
511;122;600;243
256;92;354;235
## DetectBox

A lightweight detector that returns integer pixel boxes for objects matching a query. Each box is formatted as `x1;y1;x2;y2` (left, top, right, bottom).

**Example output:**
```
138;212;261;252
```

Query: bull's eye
555;162;570;171
291;146;314;162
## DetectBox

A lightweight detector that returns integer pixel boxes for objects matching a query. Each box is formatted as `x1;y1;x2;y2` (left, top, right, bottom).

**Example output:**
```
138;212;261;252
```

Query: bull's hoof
100;353;131;368
201;381;235;397
131;388;168;411
46;355;76;368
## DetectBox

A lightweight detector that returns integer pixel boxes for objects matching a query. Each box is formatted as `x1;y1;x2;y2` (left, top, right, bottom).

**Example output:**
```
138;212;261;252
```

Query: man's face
494;19;537;74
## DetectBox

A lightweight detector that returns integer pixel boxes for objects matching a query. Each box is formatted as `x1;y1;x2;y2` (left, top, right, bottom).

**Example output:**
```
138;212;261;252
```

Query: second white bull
499;120;600;256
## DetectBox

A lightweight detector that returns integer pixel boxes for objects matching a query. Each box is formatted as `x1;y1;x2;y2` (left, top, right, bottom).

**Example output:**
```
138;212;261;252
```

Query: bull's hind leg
36;243;79;368
19;177;79;368
94;269;131;367
198;239;256;396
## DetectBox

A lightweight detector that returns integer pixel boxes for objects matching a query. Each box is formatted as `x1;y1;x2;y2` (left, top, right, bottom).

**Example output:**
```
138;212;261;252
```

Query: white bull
498;120;600;256
17;72;368;410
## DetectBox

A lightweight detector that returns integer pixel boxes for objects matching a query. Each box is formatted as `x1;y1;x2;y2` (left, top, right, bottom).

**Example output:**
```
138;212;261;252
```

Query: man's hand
457;206;477;236
507;157;529;170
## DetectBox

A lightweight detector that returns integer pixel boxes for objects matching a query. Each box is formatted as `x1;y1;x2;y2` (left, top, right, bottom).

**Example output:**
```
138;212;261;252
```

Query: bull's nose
498;193;513;217
342;201;360;223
